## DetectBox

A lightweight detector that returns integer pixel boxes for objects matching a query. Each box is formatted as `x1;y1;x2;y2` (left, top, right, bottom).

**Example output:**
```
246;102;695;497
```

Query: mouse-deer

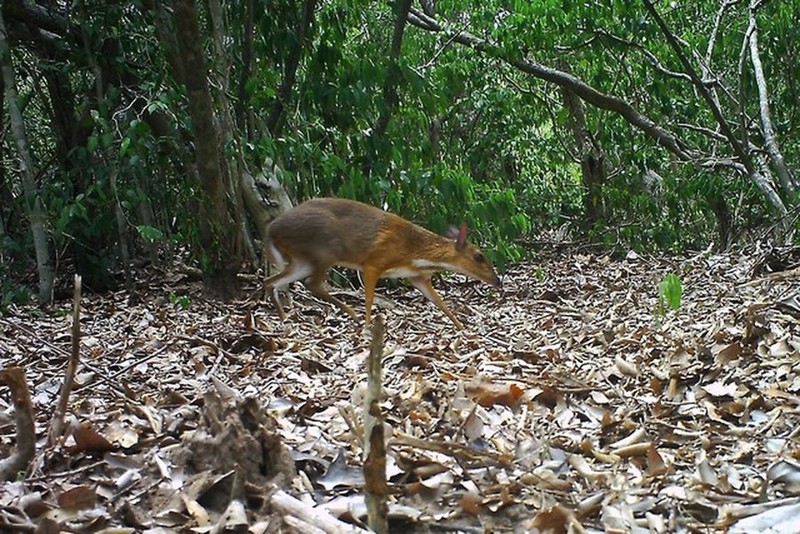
264;198;501;329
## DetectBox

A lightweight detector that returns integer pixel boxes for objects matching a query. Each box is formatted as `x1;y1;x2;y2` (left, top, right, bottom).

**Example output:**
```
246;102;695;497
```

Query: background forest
1;0;798;306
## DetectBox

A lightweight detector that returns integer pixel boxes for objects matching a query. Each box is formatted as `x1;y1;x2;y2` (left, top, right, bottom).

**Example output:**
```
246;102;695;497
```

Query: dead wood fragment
49;274;82;445
270;489;366;533
364;315;388;534
0;366;36;480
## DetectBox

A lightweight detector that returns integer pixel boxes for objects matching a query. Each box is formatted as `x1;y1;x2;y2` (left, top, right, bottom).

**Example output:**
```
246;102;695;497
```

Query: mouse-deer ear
446;223;468;251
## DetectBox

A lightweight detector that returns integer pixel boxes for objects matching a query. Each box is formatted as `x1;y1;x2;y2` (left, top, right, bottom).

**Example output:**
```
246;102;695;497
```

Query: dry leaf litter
1;247;799;533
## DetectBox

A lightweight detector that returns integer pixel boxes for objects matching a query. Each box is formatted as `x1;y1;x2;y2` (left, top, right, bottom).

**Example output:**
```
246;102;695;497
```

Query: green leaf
136;225;164;243
658;273;683;311
120;137;131;158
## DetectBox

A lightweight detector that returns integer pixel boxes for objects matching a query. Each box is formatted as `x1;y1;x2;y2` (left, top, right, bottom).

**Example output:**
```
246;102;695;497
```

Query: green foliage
0;274;32;314
169;293;191;310
2;0;798;299
137;225;165;243
657;273;683;317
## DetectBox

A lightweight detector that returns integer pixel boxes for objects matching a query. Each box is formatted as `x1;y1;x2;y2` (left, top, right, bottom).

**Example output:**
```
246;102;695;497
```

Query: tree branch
593;29;692;83
642;0;753;175
748;0;798;196
406;8;694;161
4;0;78;41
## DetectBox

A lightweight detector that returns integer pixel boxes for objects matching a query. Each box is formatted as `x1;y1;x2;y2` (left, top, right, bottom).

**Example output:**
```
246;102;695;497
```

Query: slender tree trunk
206;0;295;271
0;85;10;246
0;7;54;304
236;0;255;139
373;0;413;137
562;85;606;227
207;0;255;267
748;3;798;197
173;0;241;298
266;0;318;136
710;193;733;250
144;0;186;85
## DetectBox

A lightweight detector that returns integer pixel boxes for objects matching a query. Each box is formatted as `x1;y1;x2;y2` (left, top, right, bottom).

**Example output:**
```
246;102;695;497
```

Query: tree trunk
562;85;606;227
748;4;798;197
373;0;413;138
173;0;241;298
0;86;10;246
0;7;54;304
266;0;318;136
240;159;294;273
236;0;255;139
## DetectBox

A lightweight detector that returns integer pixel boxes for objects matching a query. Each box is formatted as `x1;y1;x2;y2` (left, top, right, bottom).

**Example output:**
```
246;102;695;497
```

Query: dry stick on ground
0;318;169;397
48;274;82;446
0;366;36;480
364;315;388;534
270;489;366;534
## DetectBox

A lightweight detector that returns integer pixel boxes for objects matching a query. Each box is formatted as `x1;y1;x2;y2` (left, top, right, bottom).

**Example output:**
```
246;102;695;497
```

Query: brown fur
264;198;500;329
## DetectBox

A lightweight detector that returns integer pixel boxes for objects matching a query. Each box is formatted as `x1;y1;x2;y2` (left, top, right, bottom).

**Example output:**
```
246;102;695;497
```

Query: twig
392;432;513;466
364;315;388;534
48;274;82;445
24;460;106;483
741;265;800;286
73;343;171;394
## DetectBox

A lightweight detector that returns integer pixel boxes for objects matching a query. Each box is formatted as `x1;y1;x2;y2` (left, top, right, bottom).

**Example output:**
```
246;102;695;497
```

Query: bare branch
748;1;798;196
642;1;752;172
406;8;694;162
705;0;739;65
593;29;692;82
737;17;756;153
49;275;82;445
676;122;729;143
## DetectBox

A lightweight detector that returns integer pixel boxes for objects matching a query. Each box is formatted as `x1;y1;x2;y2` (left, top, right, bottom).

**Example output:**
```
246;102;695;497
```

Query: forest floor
2;245;800;533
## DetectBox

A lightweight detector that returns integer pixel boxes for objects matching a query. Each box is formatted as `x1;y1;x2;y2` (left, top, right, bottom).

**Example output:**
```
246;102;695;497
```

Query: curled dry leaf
614;354;639;377
567;454;607;483
57;485;96;510
466;379;525;408
458;492;483;516
71;423;114;453
528;504;585;534
612;442;652;458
